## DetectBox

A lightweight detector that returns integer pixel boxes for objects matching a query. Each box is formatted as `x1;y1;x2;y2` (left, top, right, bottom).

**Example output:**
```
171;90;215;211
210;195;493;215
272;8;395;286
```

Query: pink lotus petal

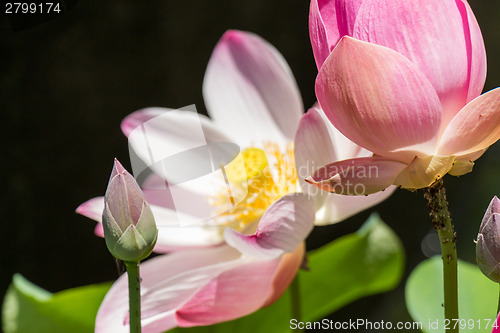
315;186;396;225
316;37;441;159
124;107;233;194
353;0;485;127
203;30;303;146
174;257;281;327
76;197;224;251
262;243;305;307
457;0;487;104
309;0;363;69
294;106;396;224
76;197;104;222
438;88;500;157
121;108;164;138
95;245;240;333
294;106;339;200
224;194;315;259
95;245;295;332
306;157;407;195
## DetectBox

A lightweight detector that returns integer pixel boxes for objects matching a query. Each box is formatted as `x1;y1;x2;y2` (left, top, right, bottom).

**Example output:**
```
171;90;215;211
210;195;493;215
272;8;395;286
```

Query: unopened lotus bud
102;159;158;262
476;196;500;282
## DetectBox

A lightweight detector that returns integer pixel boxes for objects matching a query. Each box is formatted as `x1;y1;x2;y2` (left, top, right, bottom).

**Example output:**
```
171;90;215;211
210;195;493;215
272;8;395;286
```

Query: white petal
203;30;303;146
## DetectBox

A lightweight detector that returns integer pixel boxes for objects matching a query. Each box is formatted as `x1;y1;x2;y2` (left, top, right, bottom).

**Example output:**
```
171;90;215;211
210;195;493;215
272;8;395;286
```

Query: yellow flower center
211;142;298;232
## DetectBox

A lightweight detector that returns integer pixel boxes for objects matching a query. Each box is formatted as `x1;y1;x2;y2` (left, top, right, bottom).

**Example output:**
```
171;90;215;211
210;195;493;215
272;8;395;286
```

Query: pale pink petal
306;157;407;195
309;0;363;69
294;106;394;224
121;108;164;138
294;106;338;201
95;245;284;333
76;197;104;222
353;0;486;127
139;171;216;226
95;245;240;333
262;243;305;307
174;257;280;327
76;197;224;251
316;37;441;159
315;186;396;225
176;245;304;327
124;107;245;203
224;194;315;259
438;88;500;156
203;30;303;145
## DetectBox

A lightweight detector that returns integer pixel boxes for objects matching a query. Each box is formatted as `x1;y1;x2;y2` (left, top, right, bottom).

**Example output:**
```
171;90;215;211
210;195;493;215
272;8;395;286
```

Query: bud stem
424;179;458;333
125;261;142;333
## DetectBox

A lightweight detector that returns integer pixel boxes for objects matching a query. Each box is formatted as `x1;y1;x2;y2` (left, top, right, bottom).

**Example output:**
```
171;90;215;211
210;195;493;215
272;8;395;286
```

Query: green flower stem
290;275;302;333
497;284;500;315
424;179;458;333
125;261;142;333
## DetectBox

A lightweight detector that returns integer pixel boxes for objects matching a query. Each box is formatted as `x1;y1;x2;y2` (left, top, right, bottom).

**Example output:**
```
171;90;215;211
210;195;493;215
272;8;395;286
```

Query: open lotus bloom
306;0;500;194
77;30;393;332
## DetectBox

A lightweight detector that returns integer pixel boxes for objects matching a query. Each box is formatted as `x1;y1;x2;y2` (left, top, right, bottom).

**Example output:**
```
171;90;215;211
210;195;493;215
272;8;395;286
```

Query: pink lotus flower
77;30;392;332
306;23;500;193
309;0;486;127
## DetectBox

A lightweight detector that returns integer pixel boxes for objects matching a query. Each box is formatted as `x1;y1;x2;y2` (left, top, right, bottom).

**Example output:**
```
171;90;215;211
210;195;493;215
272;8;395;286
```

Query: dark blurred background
1;0;499;331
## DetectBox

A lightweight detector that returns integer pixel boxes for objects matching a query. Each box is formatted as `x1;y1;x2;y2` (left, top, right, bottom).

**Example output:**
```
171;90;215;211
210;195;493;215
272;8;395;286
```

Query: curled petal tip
304;176;316;184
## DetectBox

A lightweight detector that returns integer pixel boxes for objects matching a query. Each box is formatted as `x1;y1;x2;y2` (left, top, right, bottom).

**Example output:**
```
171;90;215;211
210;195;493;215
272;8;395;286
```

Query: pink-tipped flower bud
102;159;158;262
476;196;500;282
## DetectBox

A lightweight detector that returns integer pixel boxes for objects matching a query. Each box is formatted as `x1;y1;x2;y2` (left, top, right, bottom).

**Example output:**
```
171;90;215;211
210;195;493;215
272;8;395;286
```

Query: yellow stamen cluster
211;142;298;232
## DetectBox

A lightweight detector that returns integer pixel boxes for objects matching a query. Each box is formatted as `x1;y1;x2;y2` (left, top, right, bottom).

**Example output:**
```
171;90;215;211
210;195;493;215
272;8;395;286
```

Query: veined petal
95;245;241;333
294;106;338;201
174;257;280;328
309;0;333;70
457;0;487;104
262;243;305;306
294;106;394;224
224;194;315;259
122;107;230;142
316;37;441;158
353;0;486;126
203;30;303;145
309;0;363;69
438;88;500;157
76;197;224;251
124;107;242;199
95;245;285;332
314;186;396;225
306;157;407;195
